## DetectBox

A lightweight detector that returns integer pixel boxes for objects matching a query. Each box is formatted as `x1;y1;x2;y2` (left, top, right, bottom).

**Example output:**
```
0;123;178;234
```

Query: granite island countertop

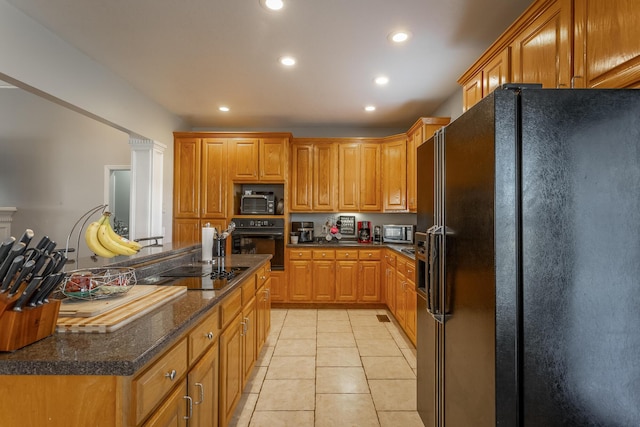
0;253;272;377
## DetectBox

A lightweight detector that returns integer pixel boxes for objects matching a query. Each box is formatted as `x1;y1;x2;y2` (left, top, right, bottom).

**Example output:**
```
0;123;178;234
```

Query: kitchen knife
12;276;44;312
0;242;26;283
0;255;24;293
7;259;36;296
31;252;51;278
17;229;34;246
0;237;16;265
44;240;57;254
51;254;67;274
30;273;58;306
35;235;50;251
36;272;66;305
23;247;42;262
40;254;58;277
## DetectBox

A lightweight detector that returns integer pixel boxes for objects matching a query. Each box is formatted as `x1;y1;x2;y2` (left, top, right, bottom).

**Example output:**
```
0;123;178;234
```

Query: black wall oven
231;218;285;270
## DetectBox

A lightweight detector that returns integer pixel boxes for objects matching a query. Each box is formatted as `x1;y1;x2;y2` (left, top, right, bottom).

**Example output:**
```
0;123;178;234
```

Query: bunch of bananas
85;212;142;258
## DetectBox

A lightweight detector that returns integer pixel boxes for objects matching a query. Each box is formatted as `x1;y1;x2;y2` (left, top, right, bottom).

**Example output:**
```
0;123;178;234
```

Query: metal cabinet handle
206;332;214;340
165;369;177;381
183;395;193;420
240;320;246;336
194;383;205;405
571;76;582;88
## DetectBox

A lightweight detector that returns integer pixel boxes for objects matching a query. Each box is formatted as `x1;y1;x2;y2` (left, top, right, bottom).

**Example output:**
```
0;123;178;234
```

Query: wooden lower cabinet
312;250;336;301
219;313;243;427
187;342;219;427
384;254;417;346
269;270;286;302
241;296;257;388
143;381;189;427
335;259;358;302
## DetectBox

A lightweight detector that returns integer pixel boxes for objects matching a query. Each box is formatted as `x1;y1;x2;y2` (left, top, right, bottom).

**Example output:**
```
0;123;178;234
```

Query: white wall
431;87;464;122
0;0;186;245
0;86;131;256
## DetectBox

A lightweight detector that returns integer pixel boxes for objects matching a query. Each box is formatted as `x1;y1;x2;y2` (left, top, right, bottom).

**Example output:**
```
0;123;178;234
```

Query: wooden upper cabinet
290;143;313;211
359;143;382;211
510;0;572;88
381;136;407;212
173;137;201;218
230;138;287;182
201;138;227;218
230;138;260;181
338;143;361;211
260;138;287;181
483;47;511;96
573;0;640;89
463;71;484;112
313;143;337;211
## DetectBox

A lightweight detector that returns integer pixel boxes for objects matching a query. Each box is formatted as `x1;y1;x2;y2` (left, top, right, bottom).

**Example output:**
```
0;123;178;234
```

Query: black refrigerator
415;85;640;427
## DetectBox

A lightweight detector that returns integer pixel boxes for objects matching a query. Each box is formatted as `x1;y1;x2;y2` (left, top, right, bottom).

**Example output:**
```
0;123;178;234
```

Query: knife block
0;299;61;352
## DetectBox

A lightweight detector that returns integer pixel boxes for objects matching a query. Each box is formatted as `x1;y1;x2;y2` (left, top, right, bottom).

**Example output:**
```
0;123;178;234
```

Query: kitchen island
0;244;273;427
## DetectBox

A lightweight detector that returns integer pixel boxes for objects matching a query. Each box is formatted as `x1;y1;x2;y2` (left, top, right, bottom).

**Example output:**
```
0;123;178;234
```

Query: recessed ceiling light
279;56;296;66
374;76;389;86
389;31;411;43
365;105;376;112
219;106;230;112
261;0;284;11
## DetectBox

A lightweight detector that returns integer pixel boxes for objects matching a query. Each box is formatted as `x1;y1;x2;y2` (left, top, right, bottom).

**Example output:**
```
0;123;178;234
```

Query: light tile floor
229;308;425;427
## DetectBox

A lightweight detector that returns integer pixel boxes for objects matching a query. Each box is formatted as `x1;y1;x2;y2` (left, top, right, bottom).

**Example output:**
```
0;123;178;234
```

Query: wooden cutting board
56;286;187;333
59;285;159;317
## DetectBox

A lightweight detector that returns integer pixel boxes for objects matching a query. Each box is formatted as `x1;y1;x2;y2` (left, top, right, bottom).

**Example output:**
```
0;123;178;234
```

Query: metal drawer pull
165;369;177;381
183;395;193;420
194;382;205;405
206;332;214;340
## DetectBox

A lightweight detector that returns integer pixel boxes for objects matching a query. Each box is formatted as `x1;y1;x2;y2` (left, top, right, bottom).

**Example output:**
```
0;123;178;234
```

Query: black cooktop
160;265;208;277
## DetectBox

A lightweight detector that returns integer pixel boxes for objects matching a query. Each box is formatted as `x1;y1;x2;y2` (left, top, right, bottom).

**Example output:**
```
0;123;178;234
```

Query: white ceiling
7;0;532;130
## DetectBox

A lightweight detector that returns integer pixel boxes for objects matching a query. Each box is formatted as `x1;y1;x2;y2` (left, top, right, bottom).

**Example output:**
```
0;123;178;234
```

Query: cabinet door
338;143;360;211
230;139;259;181
405;287;417;346
395;273;407;325
313;143;338;211
269;270;287;302
407;129;421;212
312;260;335;301
242;297;257;388
188;343;219;427
290;143;314;211
335;260;358;302
219;314;243;427
288;259;312;301
462;71;483;112
382;137;407;212
510;0;572;88
174;138;201;218
574;0;640;89
260;138;287;181
173;218;201;246
385;266;396;312
358;261;381;302
360;143;382;211
201;138;227;218
142;381;188;427
483;47;511;96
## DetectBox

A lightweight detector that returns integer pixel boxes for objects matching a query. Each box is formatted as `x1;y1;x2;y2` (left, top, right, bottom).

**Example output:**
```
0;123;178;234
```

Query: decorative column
0;207;17;240
129;138;166;241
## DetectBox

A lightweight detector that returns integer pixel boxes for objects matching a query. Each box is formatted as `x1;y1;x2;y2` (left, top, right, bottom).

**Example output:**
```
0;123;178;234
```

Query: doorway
105;165;131;238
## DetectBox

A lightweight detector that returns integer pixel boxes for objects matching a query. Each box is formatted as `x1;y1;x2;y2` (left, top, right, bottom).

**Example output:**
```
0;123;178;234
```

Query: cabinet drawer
313;249;335;259
405;261;415;282
256;262;271;288
336;249;357;259
220;288;242;330
358;249;381;260
397;259;407;276
133;337;188;425
385;252;397;267
241;276;257;306
290;249;312;259
188;307;219;365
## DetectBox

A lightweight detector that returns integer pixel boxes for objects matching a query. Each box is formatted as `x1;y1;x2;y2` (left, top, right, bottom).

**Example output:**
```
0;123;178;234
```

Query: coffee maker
291;221;314;243
357;221;372;243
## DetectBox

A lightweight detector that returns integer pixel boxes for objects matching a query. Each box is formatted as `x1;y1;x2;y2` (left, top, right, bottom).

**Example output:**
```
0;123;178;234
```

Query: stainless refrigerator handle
428;225;446;324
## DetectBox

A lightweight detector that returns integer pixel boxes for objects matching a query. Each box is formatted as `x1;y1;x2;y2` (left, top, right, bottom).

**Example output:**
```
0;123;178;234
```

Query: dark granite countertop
0;253;271;377
287;241;416;260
